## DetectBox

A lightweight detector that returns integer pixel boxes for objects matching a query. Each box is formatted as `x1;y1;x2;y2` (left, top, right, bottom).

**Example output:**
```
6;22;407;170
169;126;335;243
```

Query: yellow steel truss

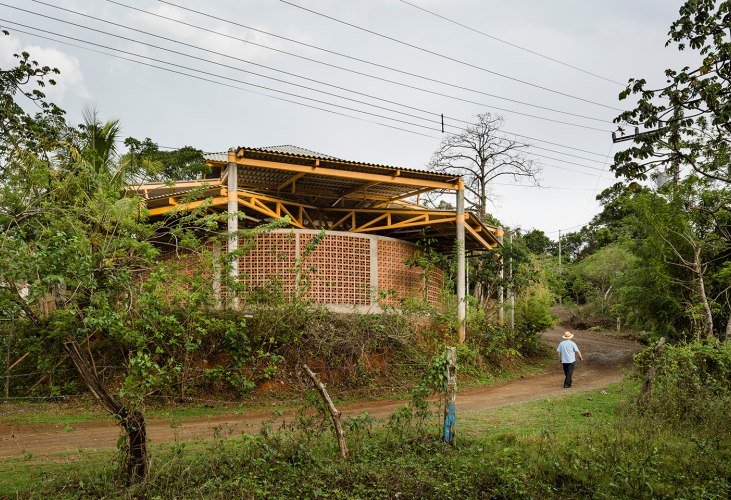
142;187;500;249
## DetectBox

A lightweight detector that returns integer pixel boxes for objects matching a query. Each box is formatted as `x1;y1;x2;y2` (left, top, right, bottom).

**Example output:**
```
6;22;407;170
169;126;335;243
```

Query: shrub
633;339;731;428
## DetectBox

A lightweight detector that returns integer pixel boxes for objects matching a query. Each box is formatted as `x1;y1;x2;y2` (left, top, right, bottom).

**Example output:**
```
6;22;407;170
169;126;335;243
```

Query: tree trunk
725;312;731;342
302;364;348;459
64;339;148;484
693;247;714;338
638;337;666;407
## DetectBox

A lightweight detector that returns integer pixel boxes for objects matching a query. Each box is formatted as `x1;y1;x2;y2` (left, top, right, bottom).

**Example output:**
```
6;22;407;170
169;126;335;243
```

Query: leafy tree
428;113;540;220
0;34;246;484
523;229;552;255
613;0;731;184
574;243;638;314
124;137;208;182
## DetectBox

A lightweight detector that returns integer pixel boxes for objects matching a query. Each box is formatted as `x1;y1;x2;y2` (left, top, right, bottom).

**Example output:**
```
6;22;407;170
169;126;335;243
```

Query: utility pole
558;230;562;305
498;227;504;325
509;231;514;329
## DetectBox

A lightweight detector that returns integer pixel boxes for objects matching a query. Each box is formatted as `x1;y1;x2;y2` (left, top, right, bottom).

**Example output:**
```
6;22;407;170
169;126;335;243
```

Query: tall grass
4;381;728;499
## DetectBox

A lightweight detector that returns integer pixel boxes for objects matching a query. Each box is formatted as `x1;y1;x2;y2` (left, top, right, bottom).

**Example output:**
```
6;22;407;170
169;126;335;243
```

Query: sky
0;0;696;237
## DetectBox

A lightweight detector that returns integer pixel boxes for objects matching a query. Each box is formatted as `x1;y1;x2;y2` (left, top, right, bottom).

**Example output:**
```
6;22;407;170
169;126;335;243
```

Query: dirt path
0;327;641;458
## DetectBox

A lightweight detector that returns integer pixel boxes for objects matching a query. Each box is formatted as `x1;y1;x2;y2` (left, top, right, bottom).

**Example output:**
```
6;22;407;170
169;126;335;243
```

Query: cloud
0;34;89;102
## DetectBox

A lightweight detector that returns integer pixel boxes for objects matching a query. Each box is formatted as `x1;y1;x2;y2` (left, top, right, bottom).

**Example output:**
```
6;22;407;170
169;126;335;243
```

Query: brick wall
234;230;444;309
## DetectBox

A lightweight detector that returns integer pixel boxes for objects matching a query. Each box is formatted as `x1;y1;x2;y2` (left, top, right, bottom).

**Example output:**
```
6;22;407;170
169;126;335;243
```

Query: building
133;145;502;342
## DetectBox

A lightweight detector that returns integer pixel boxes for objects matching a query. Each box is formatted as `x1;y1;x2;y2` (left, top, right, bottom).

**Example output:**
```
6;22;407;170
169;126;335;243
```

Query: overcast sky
0;0;694;236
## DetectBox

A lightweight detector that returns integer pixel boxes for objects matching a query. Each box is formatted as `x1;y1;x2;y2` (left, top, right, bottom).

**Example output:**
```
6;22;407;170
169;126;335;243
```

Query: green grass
0;356;550;428
2;380;728;498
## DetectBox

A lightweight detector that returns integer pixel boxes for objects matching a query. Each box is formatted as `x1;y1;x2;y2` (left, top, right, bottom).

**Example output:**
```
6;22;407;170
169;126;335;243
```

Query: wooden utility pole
443;346;457;446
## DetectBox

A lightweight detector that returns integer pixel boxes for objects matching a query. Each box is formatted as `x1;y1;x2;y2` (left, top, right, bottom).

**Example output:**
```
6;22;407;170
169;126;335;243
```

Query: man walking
557;331;583;388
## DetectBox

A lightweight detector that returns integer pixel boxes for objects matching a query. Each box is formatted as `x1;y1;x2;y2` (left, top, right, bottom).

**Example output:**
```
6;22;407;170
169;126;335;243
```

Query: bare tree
429;113;540;220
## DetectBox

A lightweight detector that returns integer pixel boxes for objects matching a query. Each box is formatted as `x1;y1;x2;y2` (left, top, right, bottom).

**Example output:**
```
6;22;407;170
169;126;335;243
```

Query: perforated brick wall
377;239;424;307
299;233;371;305
238;232;297;296
220;230;443;309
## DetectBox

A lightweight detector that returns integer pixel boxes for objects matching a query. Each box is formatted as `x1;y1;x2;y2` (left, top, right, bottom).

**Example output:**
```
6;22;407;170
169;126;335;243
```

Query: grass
2;379;728;498
0;355;550;428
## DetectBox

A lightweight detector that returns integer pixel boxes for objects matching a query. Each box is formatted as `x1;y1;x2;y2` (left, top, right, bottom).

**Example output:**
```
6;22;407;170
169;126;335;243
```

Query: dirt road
0;327;641;458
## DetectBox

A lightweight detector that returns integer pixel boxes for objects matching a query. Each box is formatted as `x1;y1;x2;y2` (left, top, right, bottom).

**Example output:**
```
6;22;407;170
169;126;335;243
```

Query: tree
609;0;731;340
0;34;234;484
124;137;208;182
429;113;540;220
613;0;731;185
523;229;552;255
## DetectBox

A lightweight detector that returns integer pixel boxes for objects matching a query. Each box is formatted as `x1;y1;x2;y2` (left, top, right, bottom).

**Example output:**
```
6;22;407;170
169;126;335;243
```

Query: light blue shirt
557;340;579;363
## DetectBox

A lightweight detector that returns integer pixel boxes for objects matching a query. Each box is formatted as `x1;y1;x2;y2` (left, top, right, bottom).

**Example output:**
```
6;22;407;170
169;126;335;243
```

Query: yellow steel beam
277;172;307;191
373;186;436;207
354;213;388;231
465;224;494;250
147;196;228;216
129;180;222;197
327;207;454;216
339;180;381;199
238;190;318;210
352;215;456;233
233;157;459;190
237;195;303;229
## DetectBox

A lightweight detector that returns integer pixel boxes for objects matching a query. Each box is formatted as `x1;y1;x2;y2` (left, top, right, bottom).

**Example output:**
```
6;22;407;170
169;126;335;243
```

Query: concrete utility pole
558;229;562;306
509;231;515;329
498;227;504;325
456;179;466;344
226;151;239;309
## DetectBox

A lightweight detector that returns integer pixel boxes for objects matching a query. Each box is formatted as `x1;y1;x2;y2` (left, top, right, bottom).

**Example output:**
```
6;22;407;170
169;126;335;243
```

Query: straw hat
562;331;574;339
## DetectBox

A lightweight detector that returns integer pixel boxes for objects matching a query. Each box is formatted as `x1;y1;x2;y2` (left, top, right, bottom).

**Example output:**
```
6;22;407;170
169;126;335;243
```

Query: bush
634;340;731;428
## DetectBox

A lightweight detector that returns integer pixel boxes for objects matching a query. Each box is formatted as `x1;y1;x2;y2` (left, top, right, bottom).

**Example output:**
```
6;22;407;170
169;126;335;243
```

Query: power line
397;0;625;86
18;2;612;133
1;21;612;175
145;0;616;124
491;182;610;191
278;0;624;112
534;162;610;179
4;6;443;132
0;22;439;139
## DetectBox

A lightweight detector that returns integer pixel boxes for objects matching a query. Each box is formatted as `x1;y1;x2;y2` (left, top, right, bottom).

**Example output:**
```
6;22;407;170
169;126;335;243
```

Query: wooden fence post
443;346;457;446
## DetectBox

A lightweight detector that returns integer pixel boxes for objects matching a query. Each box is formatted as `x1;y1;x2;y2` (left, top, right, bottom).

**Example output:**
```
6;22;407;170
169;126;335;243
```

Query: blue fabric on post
443;402;456;445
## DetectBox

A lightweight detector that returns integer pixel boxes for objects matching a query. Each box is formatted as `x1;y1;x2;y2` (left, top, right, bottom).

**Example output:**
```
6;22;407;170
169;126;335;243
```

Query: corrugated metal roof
250;145;343;161
205;145;454;179
203;152;228;162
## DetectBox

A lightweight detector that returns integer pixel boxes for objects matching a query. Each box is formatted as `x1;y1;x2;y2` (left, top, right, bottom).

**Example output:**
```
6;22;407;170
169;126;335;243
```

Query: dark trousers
562;362;575;388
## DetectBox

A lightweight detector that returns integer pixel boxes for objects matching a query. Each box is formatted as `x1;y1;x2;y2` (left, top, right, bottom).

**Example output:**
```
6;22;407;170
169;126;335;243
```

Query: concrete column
456;179;466;344
369;236;379;307
226;152;239;309
509;231;515;329
212;239;221;309
498;226;504;325
294;231;301;297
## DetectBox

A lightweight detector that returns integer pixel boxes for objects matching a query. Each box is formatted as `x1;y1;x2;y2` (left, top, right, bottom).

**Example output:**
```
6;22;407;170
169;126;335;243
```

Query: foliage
634;339;731;427
6;382;729;499
523;228;552;255
123;136;208;182
613;0;731;185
